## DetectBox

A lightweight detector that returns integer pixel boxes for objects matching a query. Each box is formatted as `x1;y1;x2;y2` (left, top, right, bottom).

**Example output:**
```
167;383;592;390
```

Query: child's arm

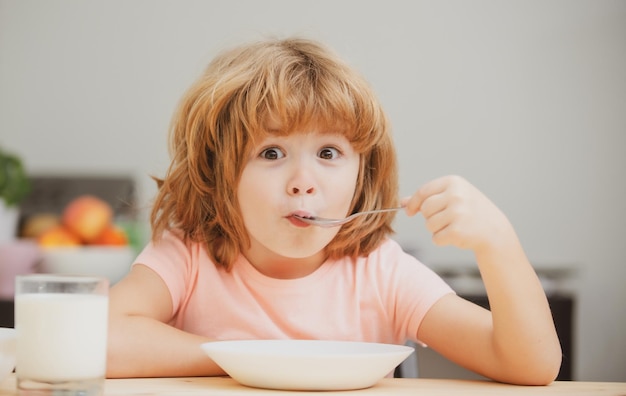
106;264;225;378
405;175;562;385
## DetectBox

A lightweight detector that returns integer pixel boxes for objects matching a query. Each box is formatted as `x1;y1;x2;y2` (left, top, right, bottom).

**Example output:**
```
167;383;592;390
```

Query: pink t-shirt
135;231;454;346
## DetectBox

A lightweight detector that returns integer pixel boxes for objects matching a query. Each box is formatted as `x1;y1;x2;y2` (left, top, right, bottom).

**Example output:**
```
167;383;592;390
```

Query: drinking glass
14;274;109;395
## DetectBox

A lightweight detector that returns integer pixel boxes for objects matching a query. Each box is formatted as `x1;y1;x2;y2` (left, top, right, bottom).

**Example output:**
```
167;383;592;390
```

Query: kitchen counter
1;375;625;395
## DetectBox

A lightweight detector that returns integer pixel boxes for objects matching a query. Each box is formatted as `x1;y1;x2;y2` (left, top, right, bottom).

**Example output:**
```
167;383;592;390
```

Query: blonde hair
151;37;399;269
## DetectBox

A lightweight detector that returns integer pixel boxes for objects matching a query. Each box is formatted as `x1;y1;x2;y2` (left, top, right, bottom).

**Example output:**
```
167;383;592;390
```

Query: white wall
1;0;624;381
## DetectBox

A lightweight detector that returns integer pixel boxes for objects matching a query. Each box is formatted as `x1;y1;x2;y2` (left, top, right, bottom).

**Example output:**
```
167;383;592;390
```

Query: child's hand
403;175;514;253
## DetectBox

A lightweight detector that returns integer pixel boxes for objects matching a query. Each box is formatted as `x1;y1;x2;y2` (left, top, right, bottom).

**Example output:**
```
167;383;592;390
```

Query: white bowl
39;246;135;285
0;328;16;382
200;340;414;391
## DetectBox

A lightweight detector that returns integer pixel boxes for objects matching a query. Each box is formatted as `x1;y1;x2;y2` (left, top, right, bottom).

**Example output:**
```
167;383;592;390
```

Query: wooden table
1;374;625;395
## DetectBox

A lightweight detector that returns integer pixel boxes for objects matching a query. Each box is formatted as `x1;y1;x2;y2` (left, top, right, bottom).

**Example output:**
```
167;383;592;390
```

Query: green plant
0;146;31;207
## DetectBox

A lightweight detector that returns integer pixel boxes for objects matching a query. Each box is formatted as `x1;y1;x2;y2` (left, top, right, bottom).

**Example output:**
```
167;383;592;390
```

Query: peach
38;226;82;247
21;213;61;239
62;195;113;243
92;225;129;246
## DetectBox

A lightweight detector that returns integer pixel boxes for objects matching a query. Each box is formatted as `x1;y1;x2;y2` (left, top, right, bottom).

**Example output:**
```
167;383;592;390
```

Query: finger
430;216;468;248
431;224;454;247
423;210;450;236
399;196;411;209
405;177;450;215
419;192;448;219
431;223;473;250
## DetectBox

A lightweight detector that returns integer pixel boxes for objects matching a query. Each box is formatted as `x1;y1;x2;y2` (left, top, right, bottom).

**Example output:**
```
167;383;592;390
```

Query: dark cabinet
0;300;14;328
401;294;574;380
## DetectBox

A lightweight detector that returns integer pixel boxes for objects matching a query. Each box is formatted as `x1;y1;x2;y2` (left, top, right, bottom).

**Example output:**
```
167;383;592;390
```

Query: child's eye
260;147;285;160
318;147;340;160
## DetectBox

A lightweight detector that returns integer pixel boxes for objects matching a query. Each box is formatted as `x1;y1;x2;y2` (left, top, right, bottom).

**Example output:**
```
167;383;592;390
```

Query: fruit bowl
38;246;135;285
0;328;16;383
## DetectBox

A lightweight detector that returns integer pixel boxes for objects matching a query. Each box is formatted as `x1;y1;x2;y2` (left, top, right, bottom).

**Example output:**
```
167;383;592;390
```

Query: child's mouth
288;211;314;227
288;215;311;227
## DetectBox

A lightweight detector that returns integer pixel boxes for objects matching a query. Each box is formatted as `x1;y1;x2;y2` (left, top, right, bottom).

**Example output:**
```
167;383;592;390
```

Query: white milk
15;293;108;382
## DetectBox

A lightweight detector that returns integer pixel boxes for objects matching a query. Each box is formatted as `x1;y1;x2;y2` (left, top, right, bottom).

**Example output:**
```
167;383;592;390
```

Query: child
106;37;561;385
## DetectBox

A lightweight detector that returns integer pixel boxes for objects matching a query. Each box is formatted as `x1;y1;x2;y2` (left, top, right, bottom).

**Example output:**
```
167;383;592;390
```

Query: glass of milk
14;274;109;396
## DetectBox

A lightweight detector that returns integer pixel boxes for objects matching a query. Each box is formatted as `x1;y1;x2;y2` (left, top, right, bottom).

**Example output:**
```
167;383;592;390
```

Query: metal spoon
293;206;404;228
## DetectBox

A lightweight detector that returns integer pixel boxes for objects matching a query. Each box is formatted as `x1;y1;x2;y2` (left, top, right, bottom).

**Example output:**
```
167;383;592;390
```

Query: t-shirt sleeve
376;239;455;344
133;230;194;318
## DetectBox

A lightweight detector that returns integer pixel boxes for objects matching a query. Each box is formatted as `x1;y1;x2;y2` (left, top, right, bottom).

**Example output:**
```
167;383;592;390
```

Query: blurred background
1;0;624;382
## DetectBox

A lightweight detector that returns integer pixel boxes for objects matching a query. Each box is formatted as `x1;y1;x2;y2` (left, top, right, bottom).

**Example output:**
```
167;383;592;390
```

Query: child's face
238;127;360;263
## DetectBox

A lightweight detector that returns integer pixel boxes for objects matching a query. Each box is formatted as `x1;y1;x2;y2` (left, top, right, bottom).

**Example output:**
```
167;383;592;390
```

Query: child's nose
287;170;316;195
290;185;315;195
